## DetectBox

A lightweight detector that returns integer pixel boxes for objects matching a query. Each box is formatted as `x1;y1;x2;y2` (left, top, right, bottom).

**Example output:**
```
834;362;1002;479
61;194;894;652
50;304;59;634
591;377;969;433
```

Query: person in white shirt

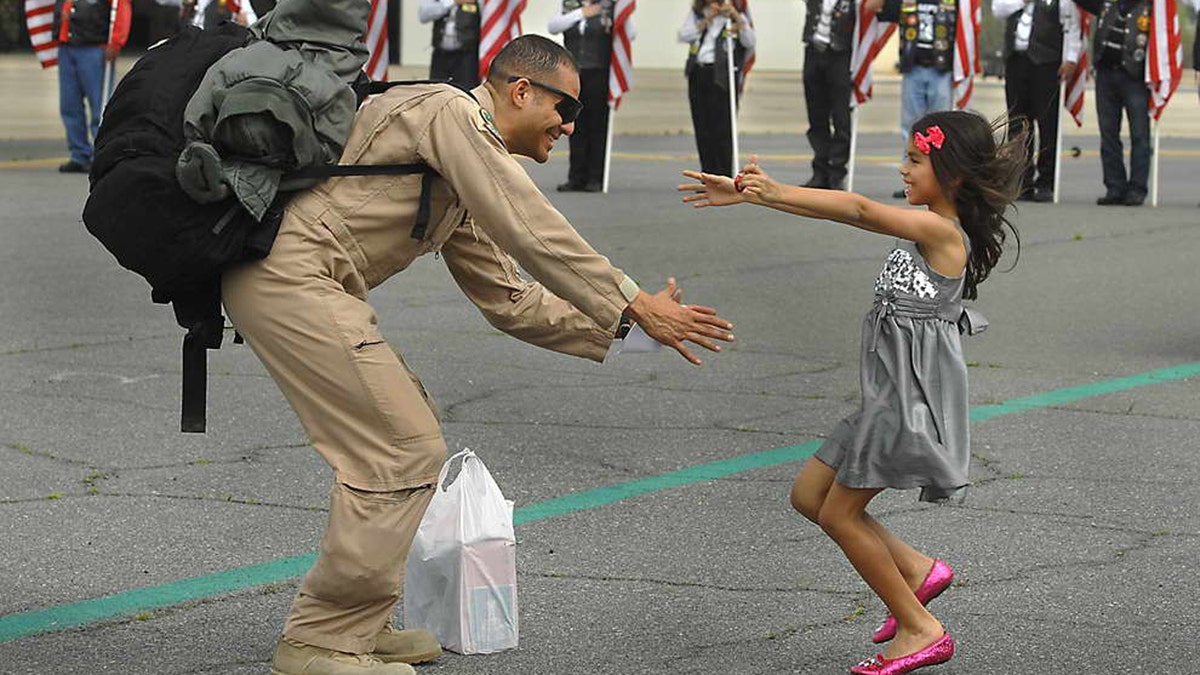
548;1;636;192
993;0;1082;202
800;0;858;190
419;0;481;86
678;0;756;177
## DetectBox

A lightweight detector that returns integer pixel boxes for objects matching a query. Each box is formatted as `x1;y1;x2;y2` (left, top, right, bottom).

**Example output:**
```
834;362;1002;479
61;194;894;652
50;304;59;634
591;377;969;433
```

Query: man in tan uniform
222;35;736;675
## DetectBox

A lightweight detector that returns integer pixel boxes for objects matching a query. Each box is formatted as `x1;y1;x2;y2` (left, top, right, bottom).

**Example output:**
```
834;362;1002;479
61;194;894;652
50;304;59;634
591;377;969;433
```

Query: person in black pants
550;1;636;192
994;0;1081;202
678;0;756;177
801;0;856;190
1073;0;1151;206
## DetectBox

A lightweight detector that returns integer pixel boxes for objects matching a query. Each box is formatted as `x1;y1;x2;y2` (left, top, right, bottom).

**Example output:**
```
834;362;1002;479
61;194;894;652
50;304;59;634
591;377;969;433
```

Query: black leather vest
432;2;481;51
803;0;856;53
1004;0;1065;66
1093;0;1150;78
684;10;749;93
53;0;112;46
889;0;957;73
561;1;613;70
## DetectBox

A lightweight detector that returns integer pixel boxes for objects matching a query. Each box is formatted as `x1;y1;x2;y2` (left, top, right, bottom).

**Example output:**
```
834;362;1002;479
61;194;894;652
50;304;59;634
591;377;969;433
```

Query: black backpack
83;24;437;433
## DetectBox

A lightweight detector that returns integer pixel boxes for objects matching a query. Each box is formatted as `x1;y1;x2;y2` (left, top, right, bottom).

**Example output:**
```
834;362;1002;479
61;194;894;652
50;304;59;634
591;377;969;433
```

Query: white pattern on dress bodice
874;247;938;300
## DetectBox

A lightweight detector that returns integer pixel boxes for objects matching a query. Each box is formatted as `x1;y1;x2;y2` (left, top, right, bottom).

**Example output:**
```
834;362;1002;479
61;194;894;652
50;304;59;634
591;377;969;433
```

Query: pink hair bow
913;125;945;154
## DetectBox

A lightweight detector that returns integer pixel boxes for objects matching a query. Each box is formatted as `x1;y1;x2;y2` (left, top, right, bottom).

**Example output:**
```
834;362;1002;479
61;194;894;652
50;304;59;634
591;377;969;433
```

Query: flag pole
725;31;739;175
101;0;118;111
847;105;858;193
1053;80;1065;204
602;101;615;194
1150;118;1160;207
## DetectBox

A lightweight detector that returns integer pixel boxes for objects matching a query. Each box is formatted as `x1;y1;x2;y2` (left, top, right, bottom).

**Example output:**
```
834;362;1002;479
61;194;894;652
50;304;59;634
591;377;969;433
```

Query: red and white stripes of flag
1146;0;1183;121
24;0;58;69
480;0;527;82
608;0;635;108
365;0;389;81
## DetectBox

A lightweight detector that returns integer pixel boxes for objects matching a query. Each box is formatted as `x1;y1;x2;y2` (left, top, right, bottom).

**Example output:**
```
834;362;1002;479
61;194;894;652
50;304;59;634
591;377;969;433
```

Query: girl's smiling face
899;139;943;206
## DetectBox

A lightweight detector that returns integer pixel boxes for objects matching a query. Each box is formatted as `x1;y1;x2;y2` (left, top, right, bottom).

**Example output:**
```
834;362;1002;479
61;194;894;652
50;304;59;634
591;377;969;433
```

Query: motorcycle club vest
684;10;749;93
432;2;481;52
803;0;856;53
1004;0;1065;66
561;1;613;70
53;0;111;46
1093;0;1150;78
895;0;957;73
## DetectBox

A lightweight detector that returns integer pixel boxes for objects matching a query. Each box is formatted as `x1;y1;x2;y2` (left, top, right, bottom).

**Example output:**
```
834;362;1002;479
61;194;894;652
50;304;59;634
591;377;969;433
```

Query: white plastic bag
403;448;518;654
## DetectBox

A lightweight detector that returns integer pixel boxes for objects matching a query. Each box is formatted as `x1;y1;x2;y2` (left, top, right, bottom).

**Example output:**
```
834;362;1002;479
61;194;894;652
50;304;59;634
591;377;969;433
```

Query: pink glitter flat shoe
850;632;955;675
872;559;954;643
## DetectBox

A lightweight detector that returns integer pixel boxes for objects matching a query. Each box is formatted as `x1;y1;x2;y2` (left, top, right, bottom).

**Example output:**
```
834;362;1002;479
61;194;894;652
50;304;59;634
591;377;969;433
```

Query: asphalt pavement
1;56;1198;675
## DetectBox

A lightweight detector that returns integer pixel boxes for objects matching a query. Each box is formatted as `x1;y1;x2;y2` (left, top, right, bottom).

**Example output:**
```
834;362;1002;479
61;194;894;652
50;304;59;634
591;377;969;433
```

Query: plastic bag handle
436;448;475;493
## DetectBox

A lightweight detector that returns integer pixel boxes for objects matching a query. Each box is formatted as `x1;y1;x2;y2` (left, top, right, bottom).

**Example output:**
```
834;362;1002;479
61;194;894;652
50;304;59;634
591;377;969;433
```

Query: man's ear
508;78;532;111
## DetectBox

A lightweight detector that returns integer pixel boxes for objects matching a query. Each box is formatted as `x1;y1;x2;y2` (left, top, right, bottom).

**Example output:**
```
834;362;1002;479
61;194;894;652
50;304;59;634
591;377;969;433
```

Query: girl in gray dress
679;110;1026;675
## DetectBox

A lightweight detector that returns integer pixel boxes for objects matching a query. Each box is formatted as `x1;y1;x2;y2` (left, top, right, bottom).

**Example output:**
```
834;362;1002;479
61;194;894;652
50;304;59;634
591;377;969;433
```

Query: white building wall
400;0;810;72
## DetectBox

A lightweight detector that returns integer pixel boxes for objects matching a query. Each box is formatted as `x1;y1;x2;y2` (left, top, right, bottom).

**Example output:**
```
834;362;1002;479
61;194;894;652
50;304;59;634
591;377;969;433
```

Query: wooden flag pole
725;31;739;175
847;105;859;193
1054;80;1065;204
101;0;119;111
602;101;615;194
1150;118;1161;207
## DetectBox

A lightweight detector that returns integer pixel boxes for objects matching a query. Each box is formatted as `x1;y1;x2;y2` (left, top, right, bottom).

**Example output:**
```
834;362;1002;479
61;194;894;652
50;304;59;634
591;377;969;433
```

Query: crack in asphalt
524;569;860;597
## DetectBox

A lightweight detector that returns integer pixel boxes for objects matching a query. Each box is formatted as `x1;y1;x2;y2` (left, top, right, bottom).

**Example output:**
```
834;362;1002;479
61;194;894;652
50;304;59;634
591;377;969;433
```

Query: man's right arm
419;0;454;24
548;7;585;34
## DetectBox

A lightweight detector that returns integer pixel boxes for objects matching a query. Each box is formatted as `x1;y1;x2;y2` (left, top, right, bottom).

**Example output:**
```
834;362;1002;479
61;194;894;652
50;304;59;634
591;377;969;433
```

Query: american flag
608;0;635;108
850;2;896;105
952;0;981;109
735;0;755;83
1146;0;1183;121
479;0;527;81
365;0;388;81
24;0;58;69
1064;13;1089;127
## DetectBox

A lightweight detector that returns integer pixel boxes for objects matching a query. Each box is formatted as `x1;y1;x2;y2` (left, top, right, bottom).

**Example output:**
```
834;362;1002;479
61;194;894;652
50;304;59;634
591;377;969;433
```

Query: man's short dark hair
486;35;578;86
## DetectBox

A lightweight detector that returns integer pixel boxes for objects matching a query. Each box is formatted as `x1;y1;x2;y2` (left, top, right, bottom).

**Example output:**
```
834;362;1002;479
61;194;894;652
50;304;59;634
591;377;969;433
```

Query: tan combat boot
270;637;416;675
371;626;442;664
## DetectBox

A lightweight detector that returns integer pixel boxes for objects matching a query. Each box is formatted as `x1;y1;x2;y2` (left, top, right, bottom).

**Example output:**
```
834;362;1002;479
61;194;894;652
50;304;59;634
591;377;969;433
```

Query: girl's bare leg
791;458;935;590
817;482;944;658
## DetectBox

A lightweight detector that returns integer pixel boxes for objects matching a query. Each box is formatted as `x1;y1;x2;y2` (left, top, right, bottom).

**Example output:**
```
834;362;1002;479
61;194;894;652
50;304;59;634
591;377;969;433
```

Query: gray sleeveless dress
815;236;985;503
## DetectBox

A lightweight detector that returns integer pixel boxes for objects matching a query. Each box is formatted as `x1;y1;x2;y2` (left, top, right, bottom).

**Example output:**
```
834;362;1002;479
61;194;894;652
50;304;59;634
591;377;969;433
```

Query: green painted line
1;361;1197;643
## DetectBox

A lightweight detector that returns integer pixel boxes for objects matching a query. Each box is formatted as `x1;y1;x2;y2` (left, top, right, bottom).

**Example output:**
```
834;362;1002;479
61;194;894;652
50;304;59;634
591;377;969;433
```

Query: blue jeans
900;66;952;145
58;44;106;166
1094;65;1150;199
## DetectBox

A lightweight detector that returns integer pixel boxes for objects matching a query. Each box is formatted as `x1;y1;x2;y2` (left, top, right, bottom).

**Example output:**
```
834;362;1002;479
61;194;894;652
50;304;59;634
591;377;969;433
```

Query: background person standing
52;0;131;174
801;0;857;190
549;0;636;193
867;0;958;199
678;0;756;177
993;0;1081;203
419;0;481;86
1073;0;1152;206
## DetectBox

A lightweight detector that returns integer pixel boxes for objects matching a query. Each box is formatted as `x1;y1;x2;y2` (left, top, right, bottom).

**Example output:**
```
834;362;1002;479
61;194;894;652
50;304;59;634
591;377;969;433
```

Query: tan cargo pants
222;214;447;654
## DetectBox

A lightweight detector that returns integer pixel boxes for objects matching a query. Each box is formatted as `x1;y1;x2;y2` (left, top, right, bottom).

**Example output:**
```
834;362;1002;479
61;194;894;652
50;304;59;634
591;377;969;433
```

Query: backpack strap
286;163;440;242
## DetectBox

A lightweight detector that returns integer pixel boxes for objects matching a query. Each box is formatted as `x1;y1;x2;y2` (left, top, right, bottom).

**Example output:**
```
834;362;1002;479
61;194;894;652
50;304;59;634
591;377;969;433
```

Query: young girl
679;110;1026;675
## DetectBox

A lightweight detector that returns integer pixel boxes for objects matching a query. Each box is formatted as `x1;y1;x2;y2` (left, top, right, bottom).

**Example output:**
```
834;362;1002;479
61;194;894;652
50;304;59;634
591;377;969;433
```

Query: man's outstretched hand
624;278;735;365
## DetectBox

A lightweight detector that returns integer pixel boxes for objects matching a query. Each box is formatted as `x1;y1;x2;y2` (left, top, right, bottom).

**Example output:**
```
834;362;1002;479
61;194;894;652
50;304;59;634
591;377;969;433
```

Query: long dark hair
911;110;1028;300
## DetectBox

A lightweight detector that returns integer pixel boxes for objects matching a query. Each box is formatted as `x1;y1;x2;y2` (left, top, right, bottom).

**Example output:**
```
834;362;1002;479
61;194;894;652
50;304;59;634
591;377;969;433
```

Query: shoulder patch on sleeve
474;108;505;145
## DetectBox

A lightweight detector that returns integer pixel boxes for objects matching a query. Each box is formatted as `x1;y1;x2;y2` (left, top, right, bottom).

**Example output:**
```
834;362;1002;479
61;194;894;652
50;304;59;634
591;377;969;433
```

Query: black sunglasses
506;76;583;124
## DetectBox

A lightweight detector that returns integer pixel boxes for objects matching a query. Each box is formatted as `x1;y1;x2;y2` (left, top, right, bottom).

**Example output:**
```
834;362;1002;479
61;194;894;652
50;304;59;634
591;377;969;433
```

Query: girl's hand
736;157;783;205
678;170;743;208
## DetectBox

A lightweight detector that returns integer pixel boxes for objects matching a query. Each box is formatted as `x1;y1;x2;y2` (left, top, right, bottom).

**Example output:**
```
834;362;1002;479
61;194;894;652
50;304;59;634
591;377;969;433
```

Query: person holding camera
678;0;756;177
549;0;636;193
